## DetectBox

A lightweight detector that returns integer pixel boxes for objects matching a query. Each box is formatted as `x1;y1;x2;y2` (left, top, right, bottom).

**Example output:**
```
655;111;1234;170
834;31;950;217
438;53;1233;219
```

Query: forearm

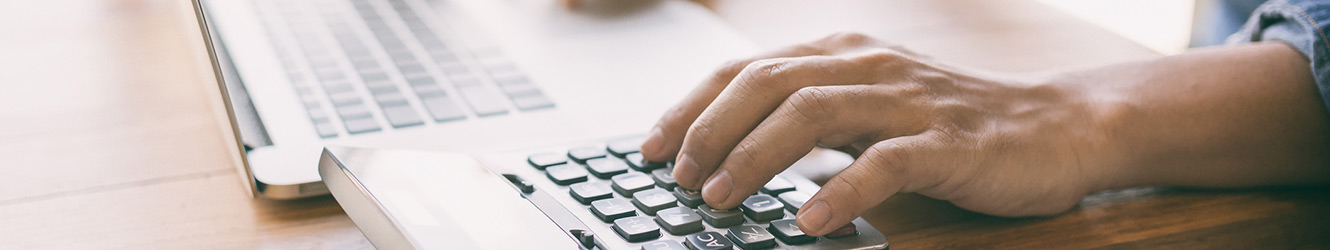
1055;42;1330;190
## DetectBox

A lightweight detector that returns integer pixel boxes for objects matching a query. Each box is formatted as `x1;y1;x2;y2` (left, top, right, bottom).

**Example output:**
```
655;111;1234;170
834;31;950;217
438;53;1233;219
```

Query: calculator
320;136;889;250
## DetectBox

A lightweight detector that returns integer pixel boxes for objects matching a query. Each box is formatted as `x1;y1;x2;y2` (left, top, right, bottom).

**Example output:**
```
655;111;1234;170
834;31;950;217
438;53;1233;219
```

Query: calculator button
726;225;777;250
654;207;703;235
545;164;588;185
768;219;816;245
626;153;667;171
569;182;613;205
777;191;811;213
760;176;795;195
651;168;678;189
613;216;661;242
586;157;629;179
591;199;637;223
825;223;859;239
740;195;785;221
526;152;567;170
612;172;655;197
684;232;735;250
640;240;687;250
606;138;641;157
698;204;744;228
673;187;704;208
567;146;607;163
631;188;678;216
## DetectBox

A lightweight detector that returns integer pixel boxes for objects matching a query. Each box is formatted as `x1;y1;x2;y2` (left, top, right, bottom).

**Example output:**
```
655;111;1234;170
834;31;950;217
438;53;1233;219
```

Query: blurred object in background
1190;0;1265;47
1039;0;1195;55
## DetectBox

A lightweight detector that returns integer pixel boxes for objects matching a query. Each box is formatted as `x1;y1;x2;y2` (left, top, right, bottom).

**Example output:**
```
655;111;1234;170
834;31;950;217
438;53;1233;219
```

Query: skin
638;33;1330;236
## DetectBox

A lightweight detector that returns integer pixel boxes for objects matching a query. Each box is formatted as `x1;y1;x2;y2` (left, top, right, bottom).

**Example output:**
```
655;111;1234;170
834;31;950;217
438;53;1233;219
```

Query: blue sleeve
1228;0;1330;112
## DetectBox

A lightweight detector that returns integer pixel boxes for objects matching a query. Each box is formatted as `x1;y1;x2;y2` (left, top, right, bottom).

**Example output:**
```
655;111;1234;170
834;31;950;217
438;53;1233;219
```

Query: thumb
795;134;942;236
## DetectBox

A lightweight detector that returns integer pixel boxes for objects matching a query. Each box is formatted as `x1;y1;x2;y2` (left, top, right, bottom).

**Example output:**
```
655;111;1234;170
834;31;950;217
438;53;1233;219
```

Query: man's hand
638;33;1127;235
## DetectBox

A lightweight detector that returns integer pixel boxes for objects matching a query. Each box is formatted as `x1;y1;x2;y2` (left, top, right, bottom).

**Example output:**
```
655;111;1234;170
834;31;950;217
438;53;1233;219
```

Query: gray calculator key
612;216;661;242
381;105;423;128
768;219;816;245
586;157;629;179
570;182;613;205
698;205;744;228
740;195;785;221
457;85;508;116
684;232;735;250
674;187;704;208
420;97;467;122
653;207;703;235
777;191;812;213
761;176;796;195
527;152;567;170
631;188;677;216
726;225;777;250
612;173;655;197
545;164;588;185
651;168;677;189
591;198;637;223
606;138;641;157
640;240;687;250
567;146;607;163
342;117;381;134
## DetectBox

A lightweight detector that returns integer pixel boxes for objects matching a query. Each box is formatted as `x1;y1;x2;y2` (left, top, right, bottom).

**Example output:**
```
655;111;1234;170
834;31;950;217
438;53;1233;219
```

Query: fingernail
640;126;664;159
797;200;832;235
702;171;732;205
673;155;700;189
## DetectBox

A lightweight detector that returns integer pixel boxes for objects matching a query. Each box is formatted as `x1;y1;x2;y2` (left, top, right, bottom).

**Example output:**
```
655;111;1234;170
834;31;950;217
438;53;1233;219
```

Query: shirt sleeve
1228;0;1330;112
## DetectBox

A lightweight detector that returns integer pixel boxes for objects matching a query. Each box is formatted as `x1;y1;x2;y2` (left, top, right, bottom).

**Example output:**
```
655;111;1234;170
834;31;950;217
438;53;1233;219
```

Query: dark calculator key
768;219;816;245
825;223;859;239
726;225;777;250
545;164;588;185
777;191;811;213
591;199;637;223
640;240;687;250
760;176;796;195
606;138;641;157
569;182;613;205
684;232;735;250
674;187;704;208
654;207;703;235
740;195;785;221
567;146;607;163
527;152;567;170
631;188;677;216
625;153;666;172
586;157;629;179
612;172;655;197
651;168;677;189
698;205;744;228
612;216;661;242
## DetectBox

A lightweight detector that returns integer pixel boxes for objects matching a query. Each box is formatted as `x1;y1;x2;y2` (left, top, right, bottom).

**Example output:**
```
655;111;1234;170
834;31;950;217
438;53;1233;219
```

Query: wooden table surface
2;0;1326;249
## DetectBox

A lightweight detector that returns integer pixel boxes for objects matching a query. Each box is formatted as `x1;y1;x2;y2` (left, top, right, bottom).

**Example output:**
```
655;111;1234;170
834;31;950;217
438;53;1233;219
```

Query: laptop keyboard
526;138;879;249
255;0;554;138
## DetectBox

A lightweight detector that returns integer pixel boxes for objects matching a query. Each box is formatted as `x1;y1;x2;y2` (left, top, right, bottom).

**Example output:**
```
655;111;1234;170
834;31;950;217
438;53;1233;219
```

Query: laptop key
545;164;588;185
457;85;509;116
640;240;687;250
569;182;613;205
631;188;677;216
381;105;423;128
654;207;703;235
726;225;777;250
567;146;607;163
591;198;637;223
778;191;812;213
674;187;704;208
612;173;655;198
698;205;744;228
768;219;816;245
526;152;567;170
511;94;555;111
342;117;381;134
684;232;735;250
612;216;661;242
420;96;467;122
761;176;796;195
586;157;629;179
651;168;677;189
740;195;785;221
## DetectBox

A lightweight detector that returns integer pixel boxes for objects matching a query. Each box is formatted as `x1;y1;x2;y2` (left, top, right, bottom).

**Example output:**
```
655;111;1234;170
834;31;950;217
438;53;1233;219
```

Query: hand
639;33;1128;235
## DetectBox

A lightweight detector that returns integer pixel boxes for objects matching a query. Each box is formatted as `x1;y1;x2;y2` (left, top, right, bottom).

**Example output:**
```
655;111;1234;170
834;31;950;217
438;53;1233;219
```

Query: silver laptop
191;0;756;199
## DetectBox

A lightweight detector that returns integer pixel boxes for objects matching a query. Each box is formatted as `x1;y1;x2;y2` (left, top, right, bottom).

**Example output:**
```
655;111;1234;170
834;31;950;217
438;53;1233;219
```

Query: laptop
194;0;889;248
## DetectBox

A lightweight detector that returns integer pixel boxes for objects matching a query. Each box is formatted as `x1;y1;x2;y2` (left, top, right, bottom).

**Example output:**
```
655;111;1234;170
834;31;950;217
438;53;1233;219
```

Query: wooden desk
1;0;1325;249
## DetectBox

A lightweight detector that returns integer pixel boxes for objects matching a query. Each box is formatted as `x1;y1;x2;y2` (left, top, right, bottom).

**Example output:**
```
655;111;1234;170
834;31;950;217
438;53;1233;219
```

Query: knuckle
735;58;796;91
786;86;835;122
685;119;719;146
863;141;913;182
825;32;872;44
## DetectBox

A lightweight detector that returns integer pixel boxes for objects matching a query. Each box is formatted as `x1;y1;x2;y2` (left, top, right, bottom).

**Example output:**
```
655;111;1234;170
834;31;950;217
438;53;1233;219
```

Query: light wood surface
2;0;1325;249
